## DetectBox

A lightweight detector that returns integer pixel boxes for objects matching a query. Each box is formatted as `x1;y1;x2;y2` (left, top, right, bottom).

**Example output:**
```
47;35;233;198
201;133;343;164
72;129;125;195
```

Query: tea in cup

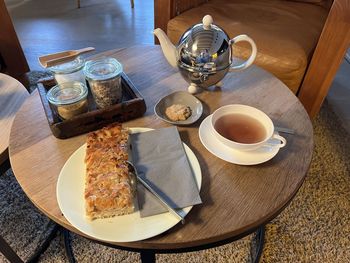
211;104;286;151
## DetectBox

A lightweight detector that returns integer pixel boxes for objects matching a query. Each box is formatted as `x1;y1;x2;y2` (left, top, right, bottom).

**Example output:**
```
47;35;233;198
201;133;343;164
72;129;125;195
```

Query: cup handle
270;133;287;148
229;34;257;71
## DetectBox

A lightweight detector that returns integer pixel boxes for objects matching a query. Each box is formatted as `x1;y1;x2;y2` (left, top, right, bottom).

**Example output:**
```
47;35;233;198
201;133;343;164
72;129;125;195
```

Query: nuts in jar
46;82;88;120
84;57;123;109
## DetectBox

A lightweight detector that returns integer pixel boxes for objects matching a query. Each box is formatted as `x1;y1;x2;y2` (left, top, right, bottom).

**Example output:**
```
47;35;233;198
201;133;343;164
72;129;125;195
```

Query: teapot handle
229;35;257;71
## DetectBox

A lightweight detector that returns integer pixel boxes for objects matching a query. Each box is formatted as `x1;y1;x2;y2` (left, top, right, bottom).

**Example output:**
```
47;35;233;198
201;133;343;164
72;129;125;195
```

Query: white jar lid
84;57;123;81
49;56;85;74
46;82;88;106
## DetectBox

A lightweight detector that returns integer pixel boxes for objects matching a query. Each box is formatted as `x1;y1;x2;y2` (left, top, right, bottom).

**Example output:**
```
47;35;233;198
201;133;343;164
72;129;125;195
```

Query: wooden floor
6;0;154;71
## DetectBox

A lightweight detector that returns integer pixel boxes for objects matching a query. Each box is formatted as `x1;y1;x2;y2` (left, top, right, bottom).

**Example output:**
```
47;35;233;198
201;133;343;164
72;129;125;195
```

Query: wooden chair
0;0;29;88
154;0;350;118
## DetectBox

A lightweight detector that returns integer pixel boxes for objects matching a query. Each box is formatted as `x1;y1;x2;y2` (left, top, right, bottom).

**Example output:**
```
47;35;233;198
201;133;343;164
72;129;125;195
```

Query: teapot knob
202;15;213;30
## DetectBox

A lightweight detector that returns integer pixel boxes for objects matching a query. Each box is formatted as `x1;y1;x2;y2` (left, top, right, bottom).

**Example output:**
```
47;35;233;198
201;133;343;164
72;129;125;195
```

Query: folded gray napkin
129;126;202;217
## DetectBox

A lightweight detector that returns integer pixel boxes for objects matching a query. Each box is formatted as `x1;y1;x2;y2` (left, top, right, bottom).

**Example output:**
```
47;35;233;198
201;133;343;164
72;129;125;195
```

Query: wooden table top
0;73;28;164
9;46;313;250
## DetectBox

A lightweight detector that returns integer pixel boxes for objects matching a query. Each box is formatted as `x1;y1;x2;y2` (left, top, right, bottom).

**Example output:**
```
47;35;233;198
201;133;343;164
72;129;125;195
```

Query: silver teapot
154;15;257;94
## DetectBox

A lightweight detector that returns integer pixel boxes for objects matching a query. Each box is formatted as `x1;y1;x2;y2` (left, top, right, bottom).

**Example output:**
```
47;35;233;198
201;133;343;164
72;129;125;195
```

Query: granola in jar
84;58;123;109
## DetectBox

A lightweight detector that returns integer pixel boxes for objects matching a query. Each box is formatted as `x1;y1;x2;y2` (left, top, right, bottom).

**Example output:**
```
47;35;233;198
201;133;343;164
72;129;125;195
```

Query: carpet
0;72;349;262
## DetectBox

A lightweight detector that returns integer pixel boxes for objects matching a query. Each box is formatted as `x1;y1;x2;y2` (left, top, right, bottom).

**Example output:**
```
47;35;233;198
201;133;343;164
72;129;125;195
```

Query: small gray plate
154;91;203;125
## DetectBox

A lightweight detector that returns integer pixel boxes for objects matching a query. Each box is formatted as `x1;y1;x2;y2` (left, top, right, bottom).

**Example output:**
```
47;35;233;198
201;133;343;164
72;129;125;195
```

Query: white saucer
199;115;280;165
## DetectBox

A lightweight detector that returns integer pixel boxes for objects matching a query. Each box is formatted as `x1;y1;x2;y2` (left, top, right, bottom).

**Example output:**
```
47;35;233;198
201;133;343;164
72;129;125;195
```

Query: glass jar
46;82;88;120
49;56;85;84
84;57;123;109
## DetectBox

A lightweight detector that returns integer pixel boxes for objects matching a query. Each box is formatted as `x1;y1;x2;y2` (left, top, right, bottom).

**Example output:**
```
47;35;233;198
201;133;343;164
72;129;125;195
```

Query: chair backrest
173;0;333;16
155;0;209;36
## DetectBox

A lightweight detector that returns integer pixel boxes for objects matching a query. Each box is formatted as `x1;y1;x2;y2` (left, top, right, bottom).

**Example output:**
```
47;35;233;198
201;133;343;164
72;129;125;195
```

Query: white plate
199;115;280;165
56;128;202;243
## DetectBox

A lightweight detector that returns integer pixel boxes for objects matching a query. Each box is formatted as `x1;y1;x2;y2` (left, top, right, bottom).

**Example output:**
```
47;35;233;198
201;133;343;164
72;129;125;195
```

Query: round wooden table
9;46;313;260
0;73;28;166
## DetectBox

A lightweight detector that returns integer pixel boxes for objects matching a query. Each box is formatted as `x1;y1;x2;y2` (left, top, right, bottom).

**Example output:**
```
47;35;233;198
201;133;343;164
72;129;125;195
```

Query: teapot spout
154;28;177;68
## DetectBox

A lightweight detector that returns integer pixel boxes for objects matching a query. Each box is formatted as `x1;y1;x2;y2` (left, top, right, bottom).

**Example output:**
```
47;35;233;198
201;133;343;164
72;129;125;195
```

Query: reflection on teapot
154;15;257;94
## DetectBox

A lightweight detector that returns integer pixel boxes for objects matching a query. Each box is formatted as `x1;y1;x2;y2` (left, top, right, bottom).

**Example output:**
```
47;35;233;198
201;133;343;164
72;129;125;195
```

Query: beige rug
1;99;349;262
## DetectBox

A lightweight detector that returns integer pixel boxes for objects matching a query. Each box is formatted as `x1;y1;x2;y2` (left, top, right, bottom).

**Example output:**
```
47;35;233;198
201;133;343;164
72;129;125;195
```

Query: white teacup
211;104;286;151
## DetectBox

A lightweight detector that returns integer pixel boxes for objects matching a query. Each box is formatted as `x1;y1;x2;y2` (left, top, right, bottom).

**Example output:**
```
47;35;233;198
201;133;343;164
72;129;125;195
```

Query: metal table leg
0;223;59;263
60;226;265;263
140;250;156;263
0;159;10;175
63;229;75;263
1;164;60;263
252;226;265;263
27;224;60;263
0;235;24;263
136;226;265;263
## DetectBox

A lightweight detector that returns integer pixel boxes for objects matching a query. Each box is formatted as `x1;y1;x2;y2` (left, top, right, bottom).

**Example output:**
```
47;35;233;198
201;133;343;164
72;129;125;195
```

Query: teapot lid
177;15;231;73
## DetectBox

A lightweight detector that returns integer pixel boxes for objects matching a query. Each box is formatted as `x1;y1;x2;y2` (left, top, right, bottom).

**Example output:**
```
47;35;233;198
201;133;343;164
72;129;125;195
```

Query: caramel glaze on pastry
84;123;134;220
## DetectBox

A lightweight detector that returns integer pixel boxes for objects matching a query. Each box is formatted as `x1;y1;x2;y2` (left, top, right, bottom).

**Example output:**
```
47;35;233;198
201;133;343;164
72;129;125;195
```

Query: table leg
140;250;156;263
27;223;60;263
0;235;24;263
55;226;264;263
0;159;10;175
252;226;265;263
63;229;76;263
0;159;60;263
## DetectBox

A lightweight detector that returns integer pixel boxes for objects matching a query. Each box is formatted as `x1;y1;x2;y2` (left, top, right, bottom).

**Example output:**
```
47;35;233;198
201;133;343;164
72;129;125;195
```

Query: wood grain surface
0;73;28;164
9;46;313;250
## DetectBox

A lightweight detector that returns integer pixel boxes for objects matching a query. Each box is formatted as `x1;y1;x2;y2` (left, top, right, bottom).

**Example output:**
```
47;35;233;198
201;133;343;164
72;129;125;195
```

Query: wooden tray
37;73;146;139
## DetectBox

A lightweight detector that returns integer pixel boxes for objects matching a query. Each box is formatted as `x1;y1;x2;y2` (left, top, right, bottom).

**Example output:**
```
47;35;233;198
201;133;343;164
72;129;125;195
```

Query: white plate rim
199;115;280;165
56;127;202;242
